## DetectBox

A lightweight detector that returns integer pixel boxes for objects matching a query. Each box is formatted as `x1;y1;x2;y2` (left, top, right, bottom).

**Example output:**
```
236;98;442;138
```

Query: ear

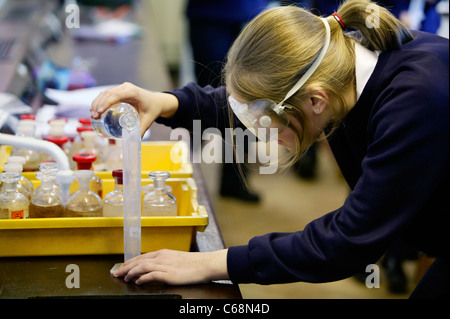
306;86;328;115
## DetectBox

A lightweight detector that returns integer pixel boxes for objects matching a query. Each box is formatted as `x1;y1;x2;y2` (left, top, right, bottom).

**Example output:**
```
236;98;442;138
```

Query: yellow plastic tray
0;140;193;179
0;178;208;257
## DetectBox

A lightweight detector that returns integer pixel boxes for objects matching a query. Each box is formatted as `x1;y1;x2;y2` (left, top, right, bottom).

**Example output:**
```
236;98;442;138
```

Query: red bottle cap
20;114;36;120
112;169;123;184
77;125;93;133
73;153;96;170
46;136;69;147
78;118;91;126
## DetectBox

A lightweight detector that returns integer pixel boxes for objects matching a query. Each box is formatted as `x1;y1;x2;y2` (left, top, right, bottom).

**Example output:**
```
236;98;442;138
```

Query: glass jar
66;170;103;217
0;172;29;219
142;171;177;216
29;172;64;218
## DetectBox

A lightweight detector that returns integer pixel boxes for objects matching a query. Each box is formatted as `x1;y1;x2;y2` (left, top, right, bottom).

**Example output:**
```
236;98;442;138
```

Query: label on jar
11;210;24;219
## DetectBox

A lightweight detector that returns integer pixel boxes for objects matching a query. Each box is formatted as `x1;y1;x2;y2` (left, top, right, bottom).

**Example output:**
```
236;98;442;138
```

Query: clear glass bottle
34;161;61;197
1;162;33;201
72;153;103;198
0;172;29;219
142;171;177;216
5;156;34;199
91;102;139;139
103;169;123;217
66;170;103;217
29;172;64;218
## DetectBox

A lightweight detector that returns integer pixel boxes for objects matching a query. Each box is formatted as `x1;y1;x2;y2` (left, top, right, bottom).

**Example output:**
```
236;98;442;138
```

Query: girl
91;0;448;298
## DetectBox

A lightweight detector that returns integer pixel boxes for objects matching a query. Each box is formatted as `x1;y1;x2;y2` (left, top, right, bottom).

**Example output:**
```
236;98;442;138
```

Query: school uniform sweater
156;31;449;284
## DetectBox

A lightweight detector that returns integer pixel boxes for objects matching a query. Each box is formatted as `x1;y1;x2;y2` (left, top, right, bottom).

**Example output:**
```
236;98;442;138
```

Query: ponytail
336;0;413;51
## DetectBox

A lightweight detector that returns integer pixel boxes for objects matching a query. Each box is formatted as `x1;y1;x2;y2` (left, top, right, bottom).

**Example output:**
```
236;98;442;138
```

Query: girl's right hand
90;82;179;138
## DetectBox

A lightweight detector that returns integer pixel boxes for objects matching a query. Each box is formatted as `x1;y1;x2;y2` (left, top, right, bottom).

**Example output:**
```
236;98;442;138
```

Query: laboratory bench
0;0;241;299
0;165;241;299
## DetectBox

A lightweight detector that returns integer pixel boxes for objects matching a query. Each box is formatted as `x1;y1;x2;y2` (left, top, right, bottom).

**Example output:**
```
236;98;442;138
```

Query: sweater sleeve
155;82;234;134
227;53;449;284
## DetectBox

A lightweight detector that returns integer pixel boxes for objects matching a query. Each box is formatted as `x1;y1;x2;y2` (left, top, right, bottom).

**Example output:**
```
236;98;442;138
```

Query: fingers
90;82;137;119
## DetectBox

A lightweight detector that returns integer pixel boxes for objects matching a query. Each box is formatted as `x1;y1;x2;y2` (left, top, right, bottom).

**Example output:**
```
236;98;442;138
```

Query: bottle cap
78;118;91;126
20;114;36;120
46;136;69;146
77;126;93;133
81;130;97;140
112;169;123;184
7;156;26;164
48;118;68;124
74;169;94;180
2;163;23;173
39;160;58;173
16;125;34;135
73;153;96;170
48;125;65;137
0;171;21;183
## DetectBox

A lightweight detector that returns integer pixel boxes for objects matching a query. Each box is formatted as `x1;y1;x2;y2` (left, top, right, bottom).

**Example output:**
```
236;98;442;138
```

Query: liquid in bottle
142;171;177;217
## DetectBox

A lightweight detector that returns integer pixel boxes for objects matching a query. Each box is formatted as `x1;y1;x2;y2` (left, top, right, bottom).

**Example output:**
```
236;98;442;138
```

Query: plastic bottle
72;153;103;198
103;169;123;217
79;130;104;169
1;162;33;200
66;170;103;217
105;139;122;171
91;102;139;139
45;123;71;161
142;171;177;216
68;126;92;169
29;172;64;218
0;172;29;219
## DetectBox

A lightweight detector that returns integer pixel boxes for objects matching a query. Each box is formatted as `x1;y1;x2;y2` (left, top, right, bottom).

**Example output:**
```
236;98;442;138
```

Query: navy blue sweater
157;31;449;284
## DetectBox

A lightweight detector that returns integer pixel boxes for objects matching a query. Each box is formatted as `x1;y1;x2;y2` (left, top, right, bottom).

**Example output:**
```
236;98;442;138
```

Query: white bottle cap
7;156;26;164
81;130;97;141
49;125;65;137
16;125;35;136
3;163;23;173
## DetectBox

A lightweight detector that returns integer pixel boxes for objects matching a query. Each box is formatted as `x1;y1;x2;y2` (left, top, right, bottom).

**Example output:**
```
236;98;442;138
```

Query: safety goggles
228;17;331;143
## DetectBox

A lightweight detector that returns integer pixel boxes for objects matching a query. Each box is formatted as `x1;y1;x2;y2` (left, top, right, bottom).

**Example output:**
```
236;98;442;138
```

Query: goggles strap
275;17;331;111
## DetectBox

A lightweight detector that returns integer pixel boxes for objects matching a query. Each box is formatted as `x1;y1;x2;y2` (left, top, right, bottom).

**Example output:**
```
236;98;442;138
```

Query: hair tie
332;13;346;30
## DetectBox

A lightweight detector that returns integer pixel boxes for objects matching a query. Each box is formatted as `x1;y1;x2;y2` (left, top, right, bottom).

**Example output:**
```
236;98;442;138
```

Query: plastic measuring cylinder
122;126;141;261
91;103;141;262
91;102;139;139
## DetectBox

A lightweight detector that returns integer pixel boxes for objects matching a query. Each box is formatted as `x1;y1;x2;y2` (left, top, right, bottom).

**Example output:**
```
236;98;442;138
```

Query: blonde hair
224;0;413;169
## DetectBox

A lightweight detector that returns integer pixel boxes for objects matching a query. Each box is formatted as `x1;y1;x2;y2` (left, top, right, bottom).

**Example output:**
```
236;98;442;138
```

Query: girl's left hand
113;248;229;285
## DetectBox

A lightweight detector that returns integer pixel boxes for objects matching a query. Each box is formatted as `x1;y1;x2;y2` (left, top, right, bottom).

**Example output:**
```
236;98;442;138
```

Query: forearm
155;92;179;118
203;249;230;281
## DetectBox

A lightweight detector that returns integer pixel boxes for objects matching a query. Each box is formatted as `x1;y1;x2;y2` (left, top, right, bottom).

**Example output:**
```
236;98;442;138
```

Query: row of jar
0;166;177;220
12;115;121;172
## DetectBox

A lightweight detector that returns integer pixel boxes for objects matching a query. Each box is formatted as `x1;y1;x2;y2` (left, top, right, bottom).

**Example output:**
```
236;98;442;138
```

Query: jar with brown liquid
29;172;63;218
66;170;102;217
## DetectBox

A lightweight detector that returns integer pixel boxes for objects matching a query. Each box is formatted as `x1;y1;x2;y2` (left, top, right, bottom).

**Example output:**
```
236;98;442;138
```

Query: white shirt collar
354;42;379;100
